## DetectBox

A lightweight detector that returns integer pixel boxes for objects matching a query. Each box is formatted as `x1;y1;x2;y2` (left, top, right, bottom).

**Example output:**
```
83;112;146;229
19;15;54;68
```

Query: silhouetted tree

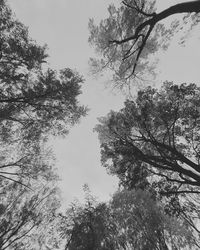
59;188;198;250
95;82;200;194
60;188;118;250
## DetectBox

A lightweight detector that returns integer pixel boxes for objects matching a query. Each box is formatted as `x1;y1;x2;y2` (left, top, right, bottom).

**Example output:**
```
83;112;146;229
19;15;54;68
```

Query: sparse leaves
89;0;200;88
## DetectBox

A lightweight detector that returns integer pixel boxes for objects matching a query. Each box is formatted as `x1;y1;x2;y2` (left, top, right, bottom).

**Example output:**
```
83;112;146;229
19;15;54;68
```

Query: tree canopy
0;0;87;185
1;0;200;249
0;1;87;248
89;0;200;86
59;188;199;250
89;2;200;248
0;0;86;144
95;82;200;195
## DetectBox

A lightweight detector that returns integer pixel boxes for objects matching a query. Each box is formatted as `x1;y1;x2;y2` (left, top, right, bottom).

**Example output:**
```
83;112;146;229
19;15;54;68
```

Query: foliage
59;188;198;250
0;1;87;142
0;142;59;191
0;0;87;184
95;82;200;194
59;187;118;250
89;0;200;87
0;1;87;248
111;189;198;250
0;181;61;250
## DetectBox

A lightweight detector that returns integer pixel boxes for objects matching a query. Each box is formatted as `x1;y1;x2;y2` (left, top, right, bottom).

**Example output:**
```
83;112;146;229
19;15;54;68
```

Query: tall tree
89;0;200;86
95;82;200;194
110;189;198;250
0;0;87;142
59;188;198;250
59;187;118;250
0;0;87;183
95;81;200;247
0;1;87;249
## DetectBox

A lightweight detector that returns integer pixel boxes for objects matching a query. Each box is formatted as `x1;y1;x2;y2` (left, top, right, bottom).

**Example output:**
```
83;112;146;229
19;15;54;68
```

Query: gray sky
8;0;200;206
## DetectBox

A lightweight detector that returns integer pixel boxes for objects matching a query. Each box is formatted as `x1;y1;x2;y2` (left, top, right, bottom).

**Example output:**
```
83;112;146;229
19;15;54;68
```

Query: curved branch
110;0;200;77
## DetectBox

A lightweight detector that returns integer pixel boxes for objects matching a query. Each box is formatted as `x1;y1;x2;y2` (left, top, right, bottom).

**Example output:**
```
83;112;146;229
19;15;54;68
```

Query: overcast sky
8;0;200;207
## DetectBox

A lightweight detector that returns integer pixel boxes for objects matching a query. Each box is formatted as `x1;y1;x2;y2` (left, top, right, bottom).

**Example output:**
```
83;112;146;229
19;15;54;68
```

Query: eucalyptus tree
0;0;87;184
95;82;200;194
59;188;198;250
89;0;200;86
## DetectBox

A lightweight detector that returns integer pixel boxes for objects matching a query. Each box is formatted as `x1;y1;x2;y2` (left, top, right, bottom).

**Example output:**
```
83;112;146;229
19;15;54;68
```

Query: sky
7;0;200;207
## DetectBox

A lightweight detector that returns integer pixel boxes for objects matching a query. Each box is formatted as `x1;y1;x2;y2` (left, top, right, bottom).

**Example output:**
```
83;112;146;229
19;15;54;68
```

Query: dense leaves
111;189;199;249
0;181;61;250
0;1;86;249
59;187;118;250
0;0;86;184
95;82;200;194
0;0;86;141
59;188;198;250
2;0;200;249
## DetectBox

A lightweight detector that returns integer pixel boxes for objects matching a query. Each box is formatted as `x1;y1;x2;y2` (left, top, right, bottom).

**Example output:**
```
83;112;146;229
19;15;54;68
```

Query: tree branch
0;175;33;190
110;0;200;77
122;1;156;17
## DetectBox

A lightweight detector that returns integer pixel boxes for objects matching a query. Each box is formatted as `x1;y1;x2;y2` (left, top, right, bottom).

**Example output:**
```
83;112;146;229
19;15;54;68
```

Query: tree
111;189;168;250
59;188;198;250
0;181;61;250
0;142;59;190
0;1;88;249
89;0;200;86
0;0;87;142
0;0;87;183
95;82;200;195
58;186;118;250
110;189;199;250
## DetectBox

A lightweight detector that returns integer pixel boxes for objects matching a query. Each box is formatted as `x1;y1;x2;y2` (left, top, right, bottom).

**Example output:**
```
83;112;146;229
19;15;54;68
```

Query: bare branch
0;175;33;190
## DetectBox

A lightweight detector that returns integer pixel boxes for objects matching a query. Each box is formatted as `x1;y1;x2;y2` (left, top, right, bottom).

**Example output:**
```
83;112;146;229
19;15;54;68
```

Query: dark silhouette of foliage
59;188;198;250
59;187;118;250
95;82;200;194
